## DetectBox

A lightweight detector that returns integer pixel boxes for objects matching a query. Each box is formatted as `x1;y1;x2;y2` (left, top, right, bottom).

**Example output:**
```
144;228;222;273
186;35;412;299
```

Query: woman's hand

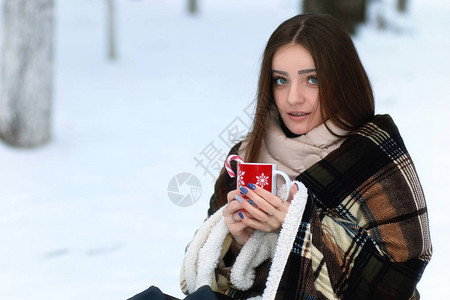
237;183;298;233
223;190;255;248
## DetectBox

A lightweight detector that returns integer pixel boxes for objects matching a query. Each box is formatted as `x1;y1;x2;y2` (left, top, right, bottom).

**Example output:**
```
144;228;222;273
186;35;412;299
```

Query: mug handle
273;170;292;201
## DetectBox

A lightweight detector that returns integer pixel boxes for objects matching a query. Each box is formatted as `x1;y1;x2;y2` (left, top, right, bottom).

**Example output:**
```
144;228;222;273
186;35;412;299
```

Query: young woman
130;13;432;300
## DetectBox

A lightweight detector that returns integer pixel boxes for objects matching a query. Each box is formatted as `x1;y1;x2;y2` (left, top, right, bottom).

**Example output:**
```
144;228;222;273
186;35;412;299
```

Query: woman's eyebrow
272;69;288;76
272;68;316;76
298;68;316;75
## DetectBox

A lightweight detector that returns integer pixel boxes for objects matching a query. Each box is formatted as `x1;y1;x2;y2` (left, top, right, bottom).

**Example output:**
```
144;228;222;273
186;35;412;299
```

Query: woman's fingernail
295;182;300;190
235;195;243;203
238;212;244;219
248;200;256;205
240;186;248;194
247;183;256;190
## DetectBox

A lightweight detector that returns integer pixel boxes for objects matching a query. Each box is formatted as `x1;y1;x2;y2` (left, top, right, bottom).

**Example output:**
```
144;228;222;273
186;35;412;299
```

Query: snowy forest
0;0;448;299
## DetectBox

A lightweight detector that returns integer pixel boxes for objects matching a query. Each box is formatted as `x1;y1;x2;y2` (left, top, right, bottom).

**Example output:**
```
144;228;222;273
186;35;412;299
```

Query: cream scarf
239;114;348;181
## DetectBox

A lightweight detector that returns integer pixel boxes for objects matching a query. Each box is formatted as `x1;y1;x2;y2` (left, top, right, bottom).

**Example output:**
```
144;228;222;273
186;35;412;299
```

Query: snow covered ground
0;0;448;299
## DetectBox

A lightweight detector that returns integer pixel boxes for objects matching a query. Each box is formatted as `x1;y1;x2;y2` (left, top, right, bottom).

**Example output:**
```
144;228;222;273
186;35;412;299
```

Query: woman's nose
287;81;305;105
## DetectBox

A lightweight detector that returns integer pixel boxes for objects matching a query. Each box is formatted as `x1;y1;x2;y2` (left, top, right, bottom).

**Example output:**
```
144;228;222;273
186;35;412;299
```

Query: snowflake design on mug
237;170;246;187
256;173;269;188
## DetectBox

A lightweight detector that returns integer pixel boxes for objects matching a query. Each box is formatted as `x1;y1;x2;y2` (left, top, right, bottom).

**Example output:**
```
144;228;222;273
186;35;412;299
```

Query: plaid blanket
277;114;432;299
206;114;431;299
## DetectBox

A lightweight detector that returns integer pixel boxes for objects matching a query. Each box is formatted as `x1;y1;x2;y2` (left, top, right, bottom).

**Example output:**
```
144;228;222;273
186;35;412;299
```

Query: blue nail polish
238;211;244;219
240;186;248;194
247;183;256;190
235;195;243;203
248;200;256;205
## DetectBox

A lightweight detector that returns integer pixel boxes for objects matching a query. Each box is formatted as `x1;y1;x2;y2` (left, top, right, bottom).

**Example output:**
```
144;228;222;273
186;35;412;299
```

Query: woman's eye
307;76;319;85
274;77;288;85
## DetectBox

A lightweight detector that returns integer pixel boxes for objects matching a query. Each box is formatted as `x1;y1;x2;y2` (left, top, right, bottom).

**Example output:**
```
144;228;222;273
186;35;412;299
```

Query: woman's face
271;43;325;135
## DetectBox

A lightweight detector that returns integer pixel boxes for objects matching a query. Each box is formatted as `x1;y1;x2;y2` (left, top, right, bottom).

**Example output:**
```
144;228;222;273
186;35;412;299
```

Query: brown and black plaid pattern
206;115;431;299
277;115;432;299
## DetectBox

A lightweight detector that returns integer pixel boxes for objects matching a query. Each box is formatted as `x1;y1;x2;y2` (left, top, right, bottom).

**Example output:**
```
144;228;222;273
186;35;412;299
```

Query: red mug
226;155;292;201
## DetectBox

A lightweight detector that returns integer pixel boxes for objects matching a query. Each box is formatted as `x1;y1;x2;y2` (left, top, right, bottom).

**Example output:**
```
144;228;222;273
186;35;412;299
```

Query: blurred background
0;0;448;299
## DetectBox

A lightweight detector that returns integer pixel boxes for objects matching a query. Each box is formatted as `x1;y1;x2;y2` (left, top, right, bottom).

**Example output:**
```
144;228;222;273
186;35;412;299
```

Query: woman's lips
288;112;310;120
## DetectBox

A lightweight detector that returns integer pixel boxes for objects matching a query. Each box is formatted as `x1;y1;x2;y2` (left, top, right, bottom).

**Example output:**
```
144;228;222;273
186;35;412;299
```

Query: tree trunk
397;0;407;13
106;0;117;60
188;0;197;15
303;0;367;35
0;0;54;148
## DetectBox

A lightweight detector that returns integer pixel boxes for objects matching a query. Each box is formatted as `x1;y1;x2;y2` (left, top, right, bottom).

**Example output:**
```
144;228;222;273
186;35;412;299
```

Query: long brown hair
244;13;375;162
